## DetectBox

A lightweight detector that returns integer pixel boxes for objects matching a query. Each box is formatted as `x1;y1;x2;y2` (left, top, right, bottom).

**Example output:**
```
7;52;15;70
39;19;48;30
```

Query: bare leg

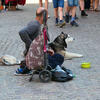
90;0;94;10
79;0;84;10
45;0;48;10
65;1;70;14
54;8;58;18
71;6;77;18
65;2;72;15
58;7;63;20
39;0;43;7
79;0;88;16
94;0;99;10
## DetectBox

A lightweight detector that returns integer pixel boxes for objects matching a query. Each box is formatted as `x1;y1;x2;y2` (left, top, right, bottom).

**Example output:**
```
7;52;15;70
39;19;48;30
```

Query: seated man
15;7;64;75
19;7;46;56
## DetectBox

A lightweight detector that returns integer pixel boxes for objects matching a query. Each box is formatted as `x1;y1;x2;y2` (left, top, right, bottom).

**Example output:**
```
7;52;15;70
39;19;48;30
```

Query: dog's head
54;32;75;48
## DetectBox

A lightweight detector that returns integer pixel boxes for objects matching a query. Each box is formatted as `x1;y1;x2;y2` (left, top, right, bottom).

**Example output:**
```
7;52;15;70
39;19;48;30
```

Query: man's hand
47;49;54;56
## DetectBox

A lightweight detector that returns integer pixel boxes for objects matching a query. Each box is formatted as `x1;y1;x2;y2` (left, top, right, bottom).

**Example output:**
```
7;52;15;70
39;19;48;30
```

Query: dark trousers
20;53;64;72
48;53;64;69
19;32;32;56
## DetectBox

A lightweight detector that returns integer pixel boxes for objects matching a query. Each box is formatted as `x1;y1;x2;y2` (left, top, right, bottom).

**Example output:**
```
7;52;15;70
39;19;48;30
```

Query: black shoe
14;67;32;76
81;11;88;16
55;18;59;26
70;20;79;27
75;14;79;20
65;14;69;23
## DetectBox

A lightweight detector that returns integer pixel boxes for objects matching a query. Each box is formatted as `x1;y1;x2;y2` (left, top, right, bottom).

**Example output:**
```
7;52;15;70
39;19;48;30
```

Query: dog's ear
60;32;65;39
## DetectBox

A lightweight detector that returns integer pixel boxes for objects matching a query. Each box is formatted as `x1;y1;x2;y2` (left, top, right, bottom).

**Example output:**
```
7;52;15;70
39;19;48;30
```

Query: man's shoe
58;20;66;28
55;18;59;26
65;14;69;23
70;20;79;27
14;67;32;76
75;14;79;20
81;11;88;16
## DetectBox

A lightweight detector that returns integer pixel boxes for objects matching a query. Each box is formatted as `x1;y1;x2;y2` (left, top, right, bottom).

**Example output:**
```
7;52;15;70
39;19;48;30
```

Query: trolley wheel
39;70;52;83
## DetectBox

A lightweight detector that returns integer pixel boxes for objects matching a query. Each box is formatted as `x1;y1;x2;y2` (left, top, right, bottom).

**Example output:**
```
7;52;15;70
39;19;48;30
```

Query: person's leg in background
39;0;50;17
65;1;71;23
70;0;79;27
94;0;100;11
45;0;48;10
53;0;59;26
58;0;66;28
39;0;48;9
39;0;43;7
70;6;79;27
79;0;88;16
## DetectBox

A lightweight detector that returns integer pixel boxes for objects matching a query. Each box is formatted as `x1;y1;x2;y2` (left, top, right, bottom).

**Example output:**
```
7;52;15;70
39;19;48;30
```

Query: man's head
36;7;48;24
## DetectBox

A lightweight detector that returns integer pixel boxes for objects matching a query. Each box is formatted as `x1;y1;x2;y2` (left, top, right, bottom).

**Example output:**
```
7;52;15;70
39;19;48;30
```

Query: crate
8;6;16;11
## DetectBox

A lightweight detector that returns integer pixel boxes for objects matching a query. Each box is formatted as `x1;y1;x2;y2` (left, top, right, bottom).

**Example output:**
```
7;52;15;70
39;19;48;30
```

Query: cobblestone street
0;4;100;100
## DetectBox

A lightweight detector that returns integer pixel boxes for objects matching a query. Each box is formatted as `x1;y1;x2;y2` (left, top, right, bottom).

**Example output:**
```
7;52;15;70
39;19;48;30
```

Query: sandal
94;8;100;12
89;7;94;11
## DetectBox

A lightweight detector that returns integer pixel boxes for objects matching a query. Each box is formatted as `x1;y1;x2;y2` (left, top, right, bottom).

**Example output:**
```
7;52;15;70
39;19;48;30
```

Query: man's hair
36;9;47;17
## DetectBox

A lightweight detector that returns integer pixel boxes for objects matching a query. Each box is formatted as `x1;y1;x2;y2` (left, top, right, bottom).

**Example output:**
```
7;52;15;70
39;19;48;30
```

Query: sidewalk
0;4;100;100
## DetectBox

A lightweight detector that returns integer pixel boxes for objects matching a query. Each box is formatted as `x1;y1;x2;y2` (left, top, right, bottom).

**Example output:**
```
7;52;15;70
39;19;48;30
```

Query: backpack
51;65;74;82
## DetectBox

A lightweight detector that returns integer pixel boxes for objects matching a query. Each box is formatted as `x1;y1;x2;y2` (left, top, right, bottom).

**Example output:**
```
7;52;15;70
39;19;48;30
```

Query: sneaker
75;14;79;20
65;14;69;23
94;8;100;12
70;20;79;27
14;68;32;76
81;11;88;16
58;20;66;28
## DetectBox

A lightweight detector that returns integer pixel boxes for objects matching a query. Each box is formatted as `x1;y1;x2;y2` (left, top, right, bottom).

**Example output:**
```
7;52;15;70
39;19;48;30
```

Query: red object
43;28;48;53
5;0;26;6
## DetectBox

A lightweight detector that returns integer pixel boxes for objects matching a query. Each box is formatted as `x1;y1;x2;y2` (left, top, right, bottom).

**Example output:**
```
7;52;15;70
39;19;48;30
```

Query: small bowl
81;62;91;68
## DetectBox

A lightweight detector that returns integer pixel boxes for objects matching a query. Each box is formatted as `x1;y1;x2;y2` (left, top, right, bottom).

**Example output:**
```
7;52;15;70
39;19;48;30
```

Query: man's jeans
48;53;64;69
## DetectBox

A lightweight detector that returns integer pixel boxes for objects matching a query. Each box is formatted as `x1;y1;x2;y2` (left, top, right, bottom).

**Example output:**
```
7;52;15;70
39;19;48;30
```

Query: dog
49;32;83;60
0;55;20;65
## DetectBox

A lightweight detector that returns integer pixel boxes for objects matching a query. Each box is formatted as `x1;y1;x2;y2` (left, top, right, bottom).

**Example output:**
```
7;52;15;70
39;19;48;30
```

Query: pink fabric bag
26;33;44;70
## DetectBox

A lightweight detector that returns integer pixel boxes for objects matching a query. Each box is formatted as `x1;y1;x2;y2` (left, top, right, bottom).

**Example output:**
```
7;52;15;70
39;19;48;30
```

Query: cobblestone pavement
0;4;100;100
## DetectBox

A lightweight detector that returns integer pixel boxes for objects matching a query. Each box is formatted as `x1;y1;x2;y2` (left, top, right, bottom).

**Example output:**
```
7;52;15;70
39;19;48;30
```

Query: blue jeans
53;0;64;8
48;53;64;69
68;0;79;7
